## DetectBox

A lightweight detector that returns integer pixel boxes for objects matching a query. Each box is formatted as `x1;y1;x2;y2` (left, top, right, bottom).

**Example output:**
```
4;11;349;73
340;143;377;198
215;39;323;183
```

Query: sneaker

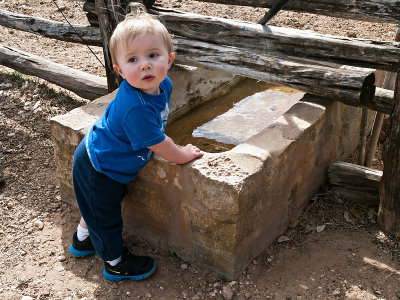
103;247;156;281
69;232;96;257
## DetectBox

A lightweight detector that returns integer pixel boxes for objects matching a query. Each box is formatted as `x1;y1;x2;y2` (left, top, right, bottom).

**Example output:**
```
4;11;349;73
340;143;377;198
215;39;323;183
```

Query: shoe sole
103;261;156;281
69;244;96;257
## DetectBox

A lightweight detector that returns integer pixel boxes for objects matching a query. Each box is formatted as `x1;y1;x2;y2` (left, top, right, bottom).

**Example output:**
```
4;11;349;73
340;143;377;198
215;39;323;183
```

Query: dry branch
0;45;107;100
190;0;400;23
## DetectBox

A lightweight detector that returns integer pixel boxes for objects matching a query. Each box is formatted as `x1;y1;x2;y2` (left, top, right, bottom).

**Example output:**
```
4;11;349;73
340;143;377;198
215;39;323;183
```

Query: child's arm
148;135;204;164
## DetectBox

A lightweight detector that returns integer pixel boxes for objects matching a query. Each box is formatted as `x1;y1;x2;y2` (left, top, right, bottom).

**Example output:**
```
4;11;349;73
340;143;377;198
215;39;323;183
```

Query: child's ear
167;53;175;68
113;64;123;76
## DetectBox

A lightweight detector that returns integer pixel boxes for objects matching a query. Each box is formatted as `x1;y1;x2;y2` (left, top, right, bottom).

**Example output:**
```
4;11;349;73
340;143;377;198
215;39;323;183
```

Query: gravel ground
0;1;399;299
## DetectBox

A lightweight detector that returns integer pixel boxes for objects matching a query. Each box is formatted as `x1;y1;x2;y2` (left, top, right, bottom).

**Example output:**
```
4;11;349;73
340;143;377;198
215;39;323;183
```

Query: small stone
252;259;258;265
145;293;152;298
332;289;341;296
181;263;188;270
21;297;34;300
58;255;66;262
33;220;44;230
56;266;65;272
298;284;309;290
191;296;200;300
126;291;131;297
229;281;237;287
222;285;234;300
244;292;251;299
181;291;188;298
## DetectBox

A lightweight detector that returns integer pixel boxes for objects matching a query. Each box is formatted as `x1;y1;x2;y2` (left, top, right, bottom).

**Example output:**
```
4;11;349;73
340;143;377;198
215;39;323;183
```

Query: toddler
69;8;203;281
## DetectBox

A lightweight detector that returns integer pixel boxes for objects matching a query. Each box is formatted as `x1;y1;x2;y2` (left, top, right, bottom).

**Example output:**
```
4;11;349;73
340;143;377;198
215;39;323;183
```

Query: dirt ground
1;1;400;299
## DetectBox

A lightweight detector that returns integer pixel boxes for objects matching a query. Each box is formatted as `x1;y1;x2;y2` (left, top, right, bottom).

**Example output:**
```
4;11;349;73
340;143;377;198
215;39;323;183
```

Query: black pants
72;139;127;261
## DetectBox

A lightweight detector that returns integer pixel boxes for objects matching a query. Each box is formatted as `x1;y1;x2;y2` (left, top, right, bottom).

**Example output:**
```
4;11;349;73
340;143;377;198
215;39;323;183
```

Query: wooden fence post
378;71;400;234
95;0;124;92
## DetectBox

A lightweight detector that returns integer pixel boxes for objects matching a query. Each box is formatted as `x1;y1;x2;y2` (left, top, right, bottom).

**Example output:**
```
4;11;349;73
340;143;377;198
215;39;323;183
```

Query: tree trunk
378;72;400;234
0;45;107;100
190;0;400;24
95;0;124;92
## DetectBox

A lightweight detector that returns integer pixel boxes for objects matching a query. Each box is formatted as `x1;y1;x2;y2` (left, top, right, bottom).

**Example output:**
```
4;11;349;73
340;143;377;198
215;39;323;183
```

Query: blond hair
109;5;174;65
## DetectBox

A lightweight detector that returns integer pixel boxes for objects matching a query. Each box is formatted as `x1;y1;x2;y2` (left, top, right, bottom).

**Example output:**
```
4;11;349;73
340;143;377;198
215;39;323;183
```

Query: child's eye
149;53;158;59
128;57;137;63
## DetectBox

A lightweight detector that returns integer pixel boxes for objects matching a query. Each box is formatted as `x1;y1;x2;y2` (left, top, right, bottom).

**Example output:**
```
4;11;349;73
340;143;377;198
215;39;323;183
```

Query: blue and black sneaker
69;232;96;257
103;247;156;281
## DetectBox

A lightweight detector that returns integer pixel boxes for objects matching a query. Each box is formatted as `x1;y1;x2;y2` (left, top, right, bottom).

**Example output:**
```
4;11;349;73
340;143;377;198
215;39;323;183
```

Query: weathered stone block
51;65;372;279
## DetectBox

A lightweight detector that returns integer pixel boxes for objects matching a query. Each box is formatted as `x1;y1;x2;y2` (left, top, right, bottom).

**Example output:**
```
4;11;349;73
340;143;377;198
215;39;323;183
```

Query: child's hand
182;144;204;162
148;136;204;164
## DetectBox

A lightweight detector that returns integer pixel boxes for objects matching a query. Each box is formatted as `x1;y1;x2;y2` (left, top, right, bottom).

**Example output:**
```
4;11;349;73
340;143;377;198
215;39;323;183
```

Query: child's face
113;33;175;95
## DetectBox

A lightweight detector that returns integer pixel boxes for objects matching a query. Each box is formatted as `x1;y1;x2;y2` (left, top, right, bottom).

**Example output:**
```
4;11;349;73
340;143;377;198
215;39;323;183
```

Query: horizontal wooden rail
174;36;394;114
328;161;382;206
0;9;395;111
153;8;400;73
190;0;400;24
0;45;107;99
2;8;399;73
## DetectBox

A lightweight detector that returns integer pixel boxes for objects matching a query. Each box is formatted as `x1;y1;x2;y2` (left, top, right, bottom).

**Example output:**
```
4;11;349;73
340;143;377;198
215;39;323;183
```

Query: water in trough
166;77;303;153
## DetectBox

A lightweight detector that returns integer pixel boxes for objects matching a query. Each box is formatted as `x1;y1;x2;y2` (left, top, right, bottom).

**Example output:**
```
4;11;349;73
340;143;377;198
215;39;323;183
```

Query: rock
58;255;66;262
222;285;234;300
229;281;237;287
145;293;152;298
21;297;34;300
33;220;44;230
181;263;188;270
332;289;341;296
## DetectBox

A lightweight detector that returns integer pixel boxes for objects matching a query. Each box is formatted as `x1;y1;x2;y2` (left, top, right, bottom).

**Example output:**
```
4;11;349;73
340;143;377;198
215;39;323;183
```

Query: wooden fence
0;0;400;233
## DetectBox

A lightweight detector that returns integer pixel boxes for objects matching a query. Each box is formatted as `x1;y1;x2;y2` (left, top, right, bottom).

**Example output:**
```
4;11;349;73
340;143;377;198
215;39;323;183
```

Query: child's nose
141;59;151;70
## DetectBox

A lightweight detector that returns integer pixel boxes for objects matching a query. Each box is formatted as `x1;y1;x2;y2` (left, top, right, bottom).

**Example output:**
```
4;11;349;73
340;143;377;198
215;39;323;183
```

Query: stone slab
51;67;373;279
193;89;304;145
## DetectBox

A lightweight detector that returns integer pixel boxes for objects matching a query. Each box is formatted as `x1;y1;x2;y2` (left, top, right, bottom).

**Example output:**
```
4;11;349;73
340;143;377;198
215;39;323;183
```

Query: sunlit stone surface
193;89;304;145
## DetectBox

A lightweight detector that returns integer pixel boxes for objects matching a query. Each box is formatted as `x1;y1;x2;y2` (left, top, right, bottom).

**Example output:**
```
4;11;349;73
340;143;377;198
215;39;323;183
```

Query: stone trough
51;64;370;279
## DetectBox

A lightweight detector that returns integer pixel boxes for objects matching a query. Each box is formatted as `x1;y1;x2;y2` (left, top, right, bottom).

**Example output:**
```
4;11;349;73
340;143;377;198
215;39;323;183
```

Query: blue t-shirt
85;77;172;184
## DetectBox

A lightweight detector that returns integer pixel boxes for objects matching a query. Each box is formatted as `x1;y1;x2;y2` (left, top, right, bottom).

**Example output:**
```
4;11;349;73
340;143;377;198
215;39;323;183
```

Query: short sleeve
123;106;165;150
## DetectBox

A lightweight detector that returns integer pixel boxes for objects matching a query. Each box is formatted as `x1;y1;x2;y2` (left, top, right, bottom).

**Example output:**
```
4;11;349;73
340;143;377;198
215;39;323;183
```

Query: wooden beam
95;0;124;92
328;161;382;206
378;72;400;234
2;8;400;72
153;8;400;73
174;36;394;113
0;9;395;112
0;45;107;100
0;9;101;45
190;0;400;24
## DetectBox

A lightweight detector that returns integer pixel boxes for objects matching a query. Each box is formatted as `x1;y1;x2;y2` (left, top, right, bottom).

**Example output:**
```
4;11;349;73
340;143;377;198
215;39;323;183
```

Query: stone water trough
51;64;370;279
